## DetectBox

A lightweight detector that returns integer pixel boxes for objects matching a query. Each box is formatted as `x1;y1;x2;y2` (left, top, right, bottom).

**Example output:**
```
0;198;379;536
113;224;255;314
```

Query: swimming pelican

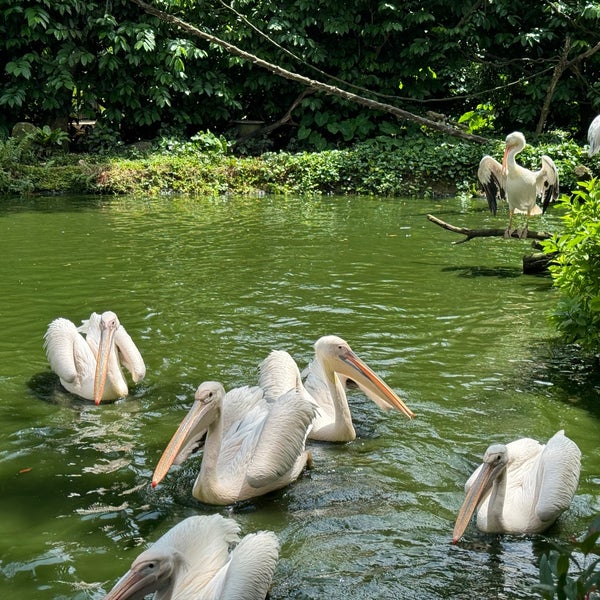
478;131;559;238
102;514;279;600
259;335;414;443
44;311;145;404
453;430;581;543
589;115;600;156
151;373;316;505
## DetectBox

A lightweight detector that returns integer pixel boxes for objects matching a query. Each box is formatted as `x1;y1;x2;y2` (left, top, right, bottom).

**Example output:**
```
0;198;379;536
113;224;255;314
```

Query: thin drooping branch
427;214;552;244
131;0;489;144
536;36;571;135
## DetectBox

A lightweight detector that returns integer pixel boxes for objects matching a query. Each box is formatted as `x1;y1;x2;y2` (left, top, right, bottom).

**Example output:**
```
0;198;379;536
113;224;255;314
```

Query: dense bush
543;178;600;354
0;130;593;198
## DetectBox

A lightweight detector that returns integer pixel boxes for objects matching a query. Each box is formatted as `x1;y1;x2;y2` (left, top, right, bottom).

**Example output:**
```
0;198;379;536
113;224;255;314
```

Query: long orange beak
93;320;117;405
341;349;415;419
103;567;154;600
502;144;510;176
151;397;212;488
452;462;498;543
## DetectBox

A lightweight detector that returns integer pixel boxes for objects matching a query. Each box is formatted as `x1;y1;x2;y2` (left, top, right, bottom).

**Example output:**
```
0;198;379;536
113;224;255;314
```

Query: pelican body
102;514;279;600
453;430;581;542
478;131;559;238
589;115;600;156
260;335;414;443
44;311;145;404
152;373;316;505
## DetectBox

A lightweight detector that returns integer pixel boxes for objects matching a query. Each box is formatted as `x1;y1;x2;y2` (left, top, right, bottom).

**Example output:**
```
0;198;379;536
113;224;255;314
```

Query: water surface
0;194;598;599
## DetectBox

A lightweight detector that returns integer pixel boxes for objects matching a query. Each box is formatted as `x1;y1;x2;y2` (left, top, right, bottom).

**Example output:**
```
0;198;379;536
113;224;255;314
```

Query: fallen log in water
426;214;558;274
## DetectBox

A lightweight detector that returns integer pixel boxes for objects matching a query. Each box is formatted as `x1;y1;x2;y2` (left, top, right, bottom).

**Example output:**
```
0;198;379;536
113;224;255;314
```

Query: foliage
0;1;598;149
543;179;600;353
156;130;229;156
534;515;600;599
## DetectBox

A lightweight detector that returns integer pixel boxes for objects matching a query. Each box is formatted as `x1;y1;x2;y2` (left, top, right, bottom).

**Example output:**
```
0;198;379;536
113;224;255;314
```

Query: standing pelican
453;430;581;543
259;335;414;443
44;311;145;404
102;514;279;600
589;115;600;156
478;131;559;238
151;373;316;505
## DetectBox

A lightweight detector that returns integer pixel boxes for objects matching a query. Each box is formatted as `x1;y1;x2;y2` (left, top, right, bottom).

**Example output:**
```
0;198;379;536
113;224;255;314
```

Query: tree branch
426;214;552;244
131;0;489;144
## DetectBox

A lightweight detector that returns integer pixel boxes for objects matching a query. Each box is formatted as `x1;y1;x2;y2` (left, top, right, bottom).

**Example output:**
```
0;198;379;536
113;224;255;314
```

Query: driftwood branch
132;0;489;144
426;214;552;244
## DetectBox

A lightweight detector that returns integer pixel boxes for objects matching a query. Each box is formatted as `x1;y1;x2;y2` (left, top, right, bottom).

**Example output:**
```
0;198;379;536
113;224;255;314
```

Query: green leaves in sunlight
543;179;600;353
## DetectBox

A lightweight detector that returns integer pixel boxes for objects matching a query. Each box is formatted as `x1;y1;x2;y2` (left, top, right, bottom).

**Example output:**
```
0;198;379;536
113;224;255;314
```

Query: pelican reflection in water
44;311;145;404
102;515;279;600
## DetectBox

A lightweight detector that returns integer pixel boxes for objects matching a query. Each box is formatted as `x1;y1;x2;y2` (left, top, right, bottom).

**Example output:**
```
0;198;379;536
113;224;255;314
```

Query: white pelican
259;335;414;443
151;373;316;505
589;115;600;156
44;311;145;404
453;430;581;543
478;131;559;238
102;514;279;600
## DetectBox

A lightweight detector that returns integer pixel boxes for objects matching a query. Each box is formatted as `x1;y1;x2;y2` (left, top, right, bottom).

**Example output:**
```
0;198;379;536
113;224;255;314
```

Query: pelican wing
537;155;560;213
246;387;316;488
114;325;146;382
589;115;600;157
478;155;505;216
208;531;280;600
535;430;581;523
44;318;95;384
258;349;302;402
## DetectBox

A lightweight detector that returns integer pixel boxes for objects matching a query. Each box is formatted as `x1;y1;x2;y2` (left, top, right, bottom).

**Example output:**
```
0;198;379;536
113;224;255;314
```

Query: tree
1;0;598;148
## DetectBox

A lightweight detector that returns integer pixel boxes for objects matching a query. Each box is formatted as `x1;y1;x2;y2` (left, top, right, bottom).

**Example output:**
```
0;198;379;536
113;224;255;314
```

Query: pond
0;194;598;599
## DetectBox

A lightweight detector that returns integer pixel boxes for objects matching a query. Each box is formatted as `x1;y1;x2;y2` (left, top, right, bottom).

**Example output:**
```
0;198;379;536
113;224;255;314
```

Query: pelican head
452;443;508;543
151;381;224;488
93;311;121;405
102;548;180;600
314;335;414;419
502;131;526;174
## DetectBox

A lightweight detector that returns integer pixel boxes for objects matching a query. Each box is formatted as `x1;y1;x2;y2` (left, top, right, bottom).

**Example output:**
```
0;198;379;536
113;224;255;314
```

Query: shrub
543;179;600;353
534;515;600;600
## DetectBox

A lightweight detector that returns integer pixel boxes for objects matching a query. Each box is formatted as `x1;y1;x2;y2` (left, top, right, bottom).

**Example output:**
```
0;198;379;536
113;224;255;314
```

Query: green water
0;194;598;599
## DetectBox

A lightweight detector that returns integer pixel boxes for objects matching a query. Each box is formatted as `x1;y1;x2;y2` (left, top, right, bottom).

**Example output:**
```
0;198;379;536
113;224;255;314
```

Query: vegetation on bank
0;128;596;198
543;178;600;355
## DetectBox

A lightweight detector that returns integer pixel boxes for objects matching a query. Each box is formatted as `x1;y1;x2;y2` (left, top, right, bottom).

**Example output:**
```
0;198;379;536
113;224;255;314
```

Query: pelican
102;514;279;600
589;115;600;156
44;311;145;404
259;335;414;443
478;131;559;238
453;430;581;543
151;371;316;505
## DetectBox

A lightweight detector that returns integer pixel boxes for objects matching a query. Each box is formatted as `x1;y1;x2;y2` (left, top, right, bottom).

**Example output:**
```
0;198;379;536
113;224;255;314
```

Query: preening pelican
589;115;600;156
478;131;559;238
102;514;279;600
44;311;145;404
151;373;316;505
260;335;414;443
453;430;581;543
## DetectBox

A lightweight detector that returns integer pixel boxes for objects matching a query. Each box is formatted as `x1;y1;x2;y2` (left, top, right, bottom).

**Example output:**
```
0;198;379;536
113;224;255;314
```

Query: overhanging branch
132;0;489;144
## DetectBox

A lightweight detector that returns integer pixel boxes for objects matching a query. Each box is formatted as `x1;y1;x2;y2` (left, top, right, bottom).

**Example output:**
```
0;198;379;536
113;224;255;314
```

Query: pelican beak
102;567;157;600
502;144;510;176
452;462;497;543
339;349;415;419
93;318;118;405
151;395;213;488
